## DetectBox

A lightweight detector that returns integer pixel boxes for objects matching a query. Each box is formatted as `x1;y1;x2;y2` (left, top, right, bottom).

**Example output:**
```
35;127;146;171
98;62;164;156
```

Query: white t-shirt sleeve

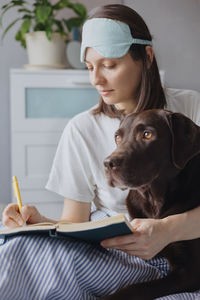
166;88;200;126
46;120;96;203
189;90;200;125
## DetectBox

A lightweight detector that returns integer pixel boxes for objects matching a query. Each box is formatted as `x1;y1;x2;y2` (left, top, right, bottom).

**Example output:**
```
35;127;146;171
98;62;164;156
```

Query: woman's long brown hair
87;4;166;118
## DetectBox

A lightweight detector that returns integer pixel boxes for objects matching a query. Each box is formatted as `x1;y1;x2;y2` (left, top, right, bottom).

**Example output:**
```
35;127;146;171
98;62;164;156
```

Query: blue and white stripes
0;212;200;300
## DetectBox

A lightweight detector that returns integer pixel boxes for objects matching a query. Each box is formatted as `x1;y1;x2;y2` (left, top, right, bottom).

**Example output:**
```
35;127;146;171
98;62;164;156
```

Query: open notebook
0;214;133;244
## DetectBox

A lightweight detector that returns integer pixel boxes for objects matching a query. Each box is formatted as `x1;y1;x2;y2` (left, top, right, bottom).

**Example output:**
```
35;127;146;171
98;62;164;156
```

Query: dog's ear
119;113;125;124
166;112;200;169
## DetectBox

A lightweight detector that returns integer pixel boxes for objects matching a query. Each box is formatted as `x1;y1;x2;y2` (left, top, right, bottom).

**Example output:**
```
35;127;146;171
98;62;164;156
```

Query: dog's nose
104;157;122;170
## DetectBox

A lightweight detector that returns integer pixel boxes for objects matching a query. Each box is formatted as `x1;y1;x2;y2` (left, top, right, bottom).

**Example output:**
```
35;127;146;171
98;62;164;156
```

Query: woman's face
85;47;142;113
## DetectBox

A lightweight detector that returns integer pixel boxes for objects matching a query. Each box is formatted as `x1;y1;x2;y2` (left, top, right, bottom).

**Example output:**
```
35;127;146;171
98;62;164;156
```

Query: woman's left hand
101;218;171;260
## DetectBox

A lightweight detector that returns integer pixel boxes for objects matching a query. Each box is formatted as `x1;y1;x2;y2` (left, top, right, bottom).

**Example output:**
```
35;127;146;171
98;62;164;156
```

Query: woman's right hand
2;204;43;228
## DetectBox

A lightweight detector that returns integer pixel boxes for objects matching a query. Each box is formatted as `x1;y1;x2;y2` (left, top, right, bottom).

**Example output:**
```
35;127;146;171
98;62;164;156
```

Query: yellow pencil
12;176;23;213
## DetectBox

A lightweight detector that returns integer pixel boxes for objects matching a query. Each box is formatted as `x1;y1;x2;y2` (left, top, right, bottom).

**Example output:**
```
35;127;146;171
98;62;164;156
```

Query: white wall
0;0;200;209
125;0;200;90
0;6;27;208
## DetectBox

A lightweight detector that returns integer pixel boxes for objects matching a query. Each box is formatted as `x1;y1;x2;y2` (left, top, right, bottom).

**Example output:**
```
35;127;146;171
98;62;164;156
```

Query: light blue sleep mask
80;18;153;62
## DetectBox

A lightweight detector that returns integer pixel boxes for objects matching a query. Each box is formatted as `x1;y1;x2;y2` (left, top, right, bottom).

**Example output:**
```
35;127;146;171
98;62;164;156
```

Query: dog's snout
104;157;122;170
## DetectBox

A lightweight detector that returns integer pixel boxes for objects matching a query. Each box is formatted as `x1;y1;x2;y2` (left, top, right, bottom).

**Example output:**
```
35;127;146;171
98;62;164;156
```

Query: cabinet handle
72;81;92;87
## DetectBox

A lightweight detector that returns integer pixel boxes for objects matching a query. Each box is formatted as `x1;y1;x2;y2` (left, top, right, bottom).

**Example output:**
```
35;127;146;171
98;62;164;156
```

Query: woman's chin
101;96;128;110
102;96;119;106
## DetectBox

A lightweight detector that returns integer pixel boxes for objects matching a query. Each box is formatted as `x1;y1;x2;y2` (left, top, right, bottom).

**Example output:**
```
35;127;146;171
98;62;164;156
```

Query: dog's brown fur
102;109;200;300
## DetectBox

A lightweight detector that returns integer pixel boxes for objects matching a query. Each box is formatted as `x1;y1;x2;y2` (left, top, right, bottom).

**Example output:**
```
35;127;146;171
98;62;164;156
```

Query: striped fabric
0;211;200;300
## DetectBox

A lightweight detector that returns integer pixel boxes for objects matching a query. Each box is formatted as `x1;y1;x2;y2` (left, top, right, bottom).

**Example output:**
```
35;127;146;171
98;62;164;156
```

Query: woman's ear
145;46;154;68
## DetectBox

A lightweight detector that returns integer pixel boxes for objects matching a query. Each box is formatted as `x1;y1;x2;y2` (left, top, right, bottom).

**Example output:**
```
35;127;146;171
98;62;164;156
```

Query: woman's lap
0;234;168;300
0;214;200;300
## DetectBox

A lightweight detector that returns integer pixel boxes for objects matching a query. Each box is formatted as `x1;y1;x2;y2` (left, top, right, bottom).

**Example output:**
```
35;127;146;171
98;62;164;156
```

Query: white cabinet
10;69;99;219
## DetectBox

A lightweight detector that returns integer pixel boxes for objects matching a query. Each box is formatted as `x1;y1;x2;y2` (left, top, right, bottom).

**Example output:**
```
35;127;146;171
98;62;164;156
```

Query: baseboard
0;203;6;220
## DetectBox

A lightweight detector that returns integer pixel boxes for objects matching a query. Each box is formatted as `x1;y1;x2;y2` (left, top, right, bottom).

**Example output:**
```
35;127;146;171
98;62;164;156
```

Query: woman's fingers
123;250;153;260
101;237;155;260
2;203;24;227
3;217;23;228
101;218;169;260
101;232;138;247
21;205;42;224
2;203;42;228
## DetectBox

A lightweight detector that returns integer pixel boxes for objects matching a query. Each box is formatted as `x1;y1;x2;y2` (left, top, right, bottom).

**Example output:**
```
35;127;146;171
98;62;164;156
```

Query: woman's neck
115;100;137;115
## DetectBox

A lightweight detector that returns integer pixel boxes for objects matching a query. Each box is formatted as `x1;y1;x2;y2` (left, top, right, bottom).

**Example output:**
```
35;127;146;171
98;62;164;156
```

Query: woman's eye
104;65;115;69
115;135;122;144
86;65;93;70
143;131;152;139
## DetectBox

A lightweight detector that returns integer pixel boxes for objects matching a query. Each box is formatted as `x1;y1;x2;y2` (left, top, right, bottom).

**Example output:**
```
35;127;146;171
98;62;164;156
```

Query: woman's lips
99;89;114;96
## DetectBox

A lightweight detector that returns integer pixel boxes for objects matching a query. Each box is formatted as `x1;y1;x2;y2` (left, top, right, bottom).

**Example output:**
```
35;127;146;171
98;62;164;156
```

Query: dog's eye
115;135;122;144
143;131;152;139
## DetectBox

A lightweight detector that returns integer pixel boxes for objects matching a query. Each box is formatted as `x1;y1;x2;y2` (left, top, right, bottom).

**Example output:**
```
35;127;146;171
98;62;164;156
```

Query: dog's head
104;109;200;190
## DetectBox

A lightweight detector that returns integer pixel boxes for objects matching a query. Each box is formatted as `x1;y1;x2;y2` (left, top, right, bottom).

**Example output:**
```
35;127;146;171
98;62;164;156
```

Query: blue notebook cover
0;214;133;244
56;221;133;242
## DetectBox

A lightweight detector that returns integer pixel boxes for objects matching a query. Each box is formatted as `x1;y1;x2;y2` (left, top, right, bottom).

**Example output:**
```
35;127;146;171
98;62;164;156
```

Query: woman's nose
90;69;105;86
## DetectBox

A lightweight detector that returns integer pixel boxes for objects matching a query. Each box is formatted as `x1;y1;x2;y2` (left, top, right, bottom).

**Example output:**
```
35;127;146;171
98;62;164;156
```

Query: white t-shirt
46;88;200;218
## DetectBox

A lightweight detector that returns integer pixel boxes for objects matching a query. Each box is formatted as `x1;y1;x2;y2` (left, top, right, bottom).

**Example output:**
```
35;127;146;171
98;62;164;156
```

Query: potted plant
0;0;87;69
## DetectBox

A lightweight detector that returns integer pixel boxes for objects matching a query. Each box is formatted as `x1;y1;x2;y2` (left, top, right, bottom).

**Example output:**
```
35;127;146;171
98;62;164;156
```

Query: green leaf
20;19;31;34
53;19;64;33
15;30;22;41
45;28;53;40
63;17;84;32
1;0;86;46
44;19;54;40
15;29;26;48
0;4;14;26
1;17;22;40
53;0;70;10
12;0;26;5
0;1;27;27
46;29;53;41
33;23;45;31
35;5;52;24
2;4;11;10
18;8;33;14
22;14;34;20
53;0;87;17
20;38;26;48
68;3;87;17
14;18;31;48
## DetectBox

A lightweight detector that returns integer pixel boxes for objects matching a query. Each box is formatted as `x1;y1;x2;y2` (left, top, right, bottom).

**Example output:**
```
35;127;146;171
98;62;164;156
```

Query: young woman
1;4;200;300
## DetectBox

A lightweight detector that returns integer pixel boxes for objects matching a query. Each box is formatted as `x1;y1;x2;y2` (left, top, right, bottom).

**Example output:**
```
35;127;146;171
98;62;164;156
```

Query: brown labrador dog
102;109;200;300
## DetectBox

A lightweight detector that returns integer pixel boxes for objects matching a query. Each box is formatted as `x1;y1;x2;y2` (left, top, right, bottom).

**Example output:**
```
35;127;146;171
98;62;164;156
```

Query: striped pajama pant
0;211;200;300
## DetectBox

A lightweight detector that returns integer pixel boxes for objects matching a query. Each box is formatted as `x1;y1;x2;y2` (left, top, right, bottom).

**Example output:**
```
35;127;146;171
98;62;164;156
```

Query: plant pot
24;31;68;69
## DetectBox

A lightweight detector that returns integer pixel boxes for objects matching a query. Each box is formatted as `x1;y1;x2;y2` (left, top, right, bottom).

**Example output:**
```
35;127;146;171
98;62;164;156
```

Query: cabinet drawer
11;132;62;190
10;70;100;132
25;87;99;118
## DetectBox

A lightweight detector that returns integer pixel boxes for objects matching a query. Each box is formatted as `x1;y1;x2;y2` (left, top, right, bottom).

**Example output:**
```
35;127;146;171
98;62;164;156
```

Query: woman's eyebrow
85;58;118;64
84;58;104;63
